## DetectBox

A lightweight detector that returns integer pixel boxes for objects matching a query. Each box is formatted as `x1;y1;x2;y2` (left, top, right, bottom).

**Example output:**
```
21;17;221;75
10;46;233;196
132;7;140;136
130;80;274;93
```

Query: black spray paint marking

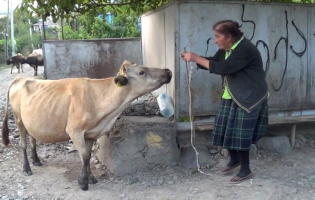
290;21;307;57
240;4;256;41
256;40;270;73
205;37;212;57
273;11;289;92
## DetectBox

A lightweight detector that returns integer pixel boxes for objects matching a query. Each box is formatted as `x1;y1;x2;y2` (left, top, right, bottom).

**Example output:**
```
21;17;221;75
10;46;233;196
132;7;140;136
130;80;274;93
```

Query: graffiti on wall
205;4;308;91
241;4;308;91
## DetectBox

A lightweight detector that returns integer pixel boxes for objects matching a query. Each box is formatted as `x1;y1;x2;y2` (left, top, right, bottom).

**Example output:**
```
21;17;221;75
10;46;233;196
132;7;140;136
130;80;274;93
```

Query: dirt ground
1;66;315;200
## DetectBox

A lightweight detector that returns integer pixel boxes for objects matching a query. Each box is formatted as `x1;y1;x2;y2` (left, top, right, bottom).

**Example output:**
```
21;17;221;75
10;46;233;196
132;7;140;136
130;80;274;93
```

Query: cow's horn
114;75;128;87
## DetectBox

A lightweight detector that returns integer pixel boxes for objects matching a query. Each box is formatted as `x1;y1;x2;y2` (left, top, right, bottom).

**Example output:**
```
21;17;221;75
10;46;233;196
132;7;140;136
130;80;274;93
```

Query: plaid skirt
212;98;268;151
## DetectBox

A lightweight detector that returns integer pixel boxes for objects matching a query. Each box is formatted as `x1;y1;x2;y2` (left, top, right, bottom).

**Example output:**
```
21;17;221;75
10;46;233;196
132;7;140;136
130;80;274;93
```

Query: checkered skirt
212;98;268;151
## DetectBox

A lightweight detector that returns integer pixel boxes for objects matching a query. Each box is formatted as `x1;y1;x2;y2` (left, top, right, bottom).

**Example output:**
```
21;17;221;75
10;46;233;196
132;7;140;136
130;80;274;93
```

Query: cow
32;48;43;55
1;60;172;191
6;53;24;74
21;53;44;76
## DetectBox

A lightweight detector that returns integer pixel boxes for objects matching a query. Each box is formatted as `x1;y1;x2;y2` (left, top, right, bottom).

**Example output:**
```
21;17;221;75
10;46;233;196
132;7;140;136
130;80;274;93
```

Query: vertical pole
61;17;64;40
28;19;34;49
10;0;15;56
5;0;9;59
42;15;46;41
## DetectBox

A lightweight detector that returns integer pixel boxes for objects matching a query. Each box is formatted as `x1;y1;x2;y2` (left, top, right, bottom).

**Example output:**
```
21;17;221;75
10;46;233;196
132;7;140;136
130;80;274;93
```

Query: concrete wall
178;1;315;117
142;0;315;119
141;3;176;99
43;38;142;79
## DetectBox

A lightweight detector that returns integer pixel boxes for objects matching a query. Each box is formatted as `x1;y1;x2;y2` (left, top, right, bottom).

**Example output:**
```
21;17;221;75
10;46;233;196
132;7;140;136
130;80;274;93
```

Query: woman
181;20;269;184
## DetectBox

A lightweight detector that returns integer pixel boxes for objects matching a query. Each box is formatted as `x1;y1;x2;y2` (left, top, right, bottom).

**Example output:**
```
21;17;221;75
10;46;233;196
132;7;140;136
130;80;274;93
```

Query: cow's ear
117;60;133;76
114;75;128;87
122;60;132;72
122;60;132;67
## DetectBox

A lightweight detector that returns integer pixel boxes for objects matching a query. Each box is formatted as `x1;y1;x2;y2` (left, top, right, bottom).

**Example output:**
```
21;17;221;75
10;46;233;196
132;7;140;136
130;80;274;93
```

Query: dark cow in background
21;53;44;76
6;53;24;74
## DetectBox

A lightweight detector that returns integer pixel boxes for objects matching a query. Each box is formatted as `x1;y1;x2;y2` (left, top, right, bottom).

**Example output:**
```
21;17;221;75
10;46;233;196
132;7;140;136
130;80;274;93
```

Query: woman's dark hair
213;20;244;42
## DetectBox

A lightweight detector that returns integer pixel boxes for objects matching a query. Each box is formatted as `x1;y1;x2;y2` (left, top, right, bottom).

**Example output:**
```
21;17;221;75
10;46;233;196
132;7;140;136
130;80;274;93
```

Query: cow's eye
139;70;145;75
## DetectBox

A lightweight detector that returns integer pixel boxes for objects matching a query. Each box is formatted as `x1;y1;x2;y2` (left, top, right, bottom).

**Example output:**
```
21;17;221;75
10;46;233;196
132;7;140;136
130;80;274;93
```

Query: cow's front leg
86;140;97;184
10;65;13;74
21;63;24;73
70;132;94;191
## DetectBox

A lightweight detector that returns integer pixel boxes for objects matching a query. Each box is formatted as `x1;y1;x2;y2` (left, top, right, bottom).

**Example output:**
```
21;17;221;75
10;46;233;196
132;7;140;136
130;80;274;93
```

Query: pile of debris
121;93;161;116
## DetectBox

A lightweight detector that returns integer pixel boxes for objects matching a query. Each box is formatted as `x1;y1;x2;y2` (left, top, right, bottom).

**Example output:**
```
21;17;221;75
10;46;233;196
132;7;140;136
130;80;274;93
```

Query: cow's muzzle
164;69;172;84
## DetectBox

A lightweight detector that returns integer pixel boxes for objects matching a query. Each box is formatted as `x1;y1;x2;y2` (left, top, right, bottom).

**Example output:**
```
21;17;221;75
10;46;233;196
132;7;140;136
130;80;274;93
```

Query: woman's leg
230;150;252;183
220;149;241;173
227;149;240;167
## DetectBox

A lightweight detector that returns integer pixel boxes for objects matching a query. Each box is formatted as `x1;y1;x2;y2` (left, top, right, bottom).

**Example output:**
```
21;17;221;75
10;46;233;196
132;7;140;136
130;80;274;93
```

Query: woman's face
214;28;232;51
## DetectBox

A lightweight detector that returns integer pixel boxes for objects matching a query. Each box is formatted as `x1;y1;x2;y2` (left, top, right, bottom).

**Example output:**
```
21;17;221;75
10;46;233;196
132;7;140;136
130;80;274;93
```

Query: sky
0;0;22;15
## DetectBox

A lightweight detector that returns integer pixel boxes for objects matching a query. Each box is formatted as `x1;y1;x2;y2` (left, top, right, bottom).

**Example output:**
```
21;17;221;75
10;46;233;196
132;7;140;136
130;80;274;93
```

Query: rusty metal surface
43;38;142;80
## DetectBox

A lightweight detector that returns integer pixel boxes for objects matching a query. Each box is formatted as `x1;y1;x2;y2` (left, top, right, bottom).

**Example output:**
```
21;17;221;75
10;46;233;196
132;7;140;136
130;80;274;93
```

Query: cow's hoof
78;179;88;191
33;161;42;166
23;170;32;176
89;176;98;184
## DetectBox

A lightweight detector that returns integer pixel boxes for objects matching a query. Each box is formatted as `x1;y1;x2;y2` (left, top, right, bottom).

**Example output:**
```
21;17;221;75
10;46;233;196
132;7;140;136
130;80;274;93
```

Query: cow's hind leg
70;134;94;190
29;136;42;166
21;63;23;73
17;119;32;176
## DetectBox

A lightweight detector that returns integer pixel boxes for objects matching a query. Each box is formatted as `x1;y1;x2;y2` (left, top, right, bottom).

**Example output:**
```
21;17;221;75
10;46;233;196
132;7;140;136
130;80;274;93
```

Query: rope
184;52;214;179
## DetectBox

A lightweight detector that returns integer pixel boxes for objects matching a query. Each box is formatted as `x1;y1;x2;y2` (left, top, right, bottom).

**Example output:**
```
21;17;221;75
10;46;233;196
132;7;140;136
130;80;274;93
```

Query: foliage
58;4;142;40
20;0;170;23
0;10;59;63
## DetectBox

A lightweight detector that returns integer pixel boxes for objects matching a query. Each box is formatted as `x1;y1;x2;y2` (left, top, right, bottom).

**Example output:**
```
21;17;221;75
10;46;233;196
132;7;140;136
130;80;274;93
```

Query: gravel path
1;66;315;200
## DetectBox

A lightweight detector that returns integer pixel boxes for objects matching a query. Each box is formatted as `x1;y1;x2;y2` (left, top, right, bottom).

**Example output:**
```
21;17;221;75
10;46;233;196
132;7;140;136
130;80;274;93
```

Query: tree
20;0;170;23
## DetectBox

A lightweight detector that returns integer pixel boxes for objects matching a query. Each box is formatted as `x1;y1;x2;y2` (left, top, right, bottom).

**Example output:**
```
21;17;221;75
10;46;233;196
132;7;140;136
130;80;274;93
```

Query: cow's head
6;58;12;65
114;60;172;94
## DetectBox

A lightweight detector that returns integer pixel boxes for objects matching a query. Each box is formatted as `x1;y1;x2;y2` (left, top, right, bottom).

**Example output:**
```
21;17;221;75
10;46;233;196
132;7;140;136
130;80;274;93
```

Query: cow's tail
2;78;20;146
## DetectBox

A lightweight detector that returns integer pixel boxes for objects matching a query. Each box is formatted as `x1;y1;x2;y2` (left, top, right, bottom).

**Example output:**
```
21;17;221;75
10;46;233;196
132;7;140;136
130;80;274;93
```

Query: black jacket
197;38;268;113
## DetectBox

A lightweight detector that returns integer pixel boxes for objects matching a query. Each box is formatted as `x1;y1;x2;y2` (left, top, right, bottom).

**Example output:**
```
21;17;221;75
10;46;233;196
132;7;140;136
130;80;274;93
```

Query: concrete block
95;116;180;176
179;145;217;169
250;144;258;158
257;136;292;155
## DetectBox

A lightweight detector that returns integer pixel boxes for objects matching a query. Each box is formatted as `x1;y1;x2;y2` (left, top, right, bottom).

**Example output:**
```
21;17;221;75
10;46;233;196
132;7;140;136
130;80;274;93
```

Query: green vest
222;37;244;99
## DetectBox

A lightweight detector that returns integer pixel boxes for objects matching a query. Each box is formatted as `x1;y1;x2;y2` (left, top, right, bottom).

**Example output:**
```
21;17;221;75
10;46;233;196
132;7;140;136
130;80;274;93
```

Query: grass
0;64;10;71
37;73;46;80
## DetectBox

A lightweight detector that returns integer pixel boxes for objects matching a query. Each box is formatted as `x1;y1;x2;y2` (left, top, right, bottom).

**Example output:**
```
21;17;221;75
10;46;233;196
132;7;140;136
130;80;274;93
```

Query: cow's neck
87;78;140;134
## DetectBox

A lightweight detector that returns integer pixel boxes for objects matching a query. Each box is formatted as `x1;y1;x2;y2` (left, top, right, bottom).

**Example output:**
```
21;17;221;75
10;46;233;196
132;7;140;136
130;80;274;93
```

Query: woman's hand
180;51;198;62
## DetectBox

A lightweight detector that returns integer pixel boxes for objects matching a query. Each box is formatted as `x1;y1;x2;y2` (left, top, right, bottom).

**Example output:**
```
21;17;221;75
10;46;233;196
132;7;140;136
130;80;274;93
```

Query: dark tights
228;149;251;177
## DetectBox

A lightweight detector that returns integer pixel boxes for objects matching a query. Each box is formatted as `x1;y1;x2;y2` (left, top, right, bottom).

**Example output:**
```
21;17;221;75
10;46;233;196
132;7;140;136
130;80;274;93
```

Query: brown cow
6;53;24;74
21;53;44;76
2;61;172;191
